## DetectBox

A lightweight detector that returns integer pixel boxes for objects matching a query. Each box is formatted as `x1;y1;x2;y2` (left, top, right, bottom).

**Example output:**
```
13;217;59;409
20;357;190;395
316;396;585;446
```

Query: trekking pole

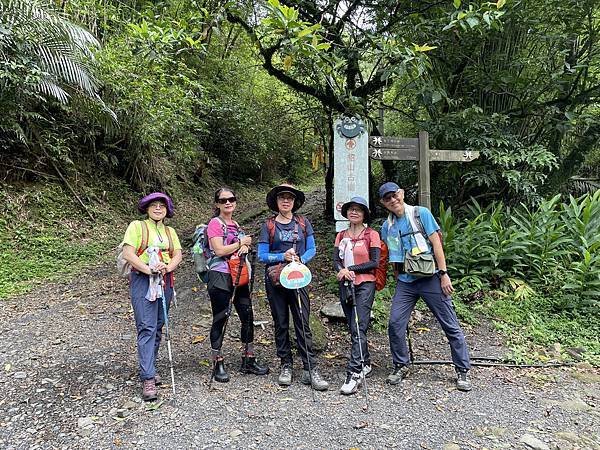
160;276;176;401
209;252;245;387
290;255;316;402
295;285;317;403
406;323;415;364
348;282;369;411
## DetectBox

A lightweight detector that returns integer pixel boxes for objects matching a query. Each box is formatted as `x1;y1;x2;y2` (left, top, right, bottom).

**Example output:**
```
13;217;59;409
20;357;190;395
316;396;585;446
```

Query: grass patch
479;293;600;365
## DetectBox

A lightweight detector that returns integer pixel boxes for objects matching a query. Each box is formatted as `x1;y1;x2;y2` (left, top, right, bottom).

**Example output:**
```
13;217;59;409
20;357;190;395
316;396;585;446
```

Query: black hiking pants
265;274;316;370
208;271;254;351
340;281;375;374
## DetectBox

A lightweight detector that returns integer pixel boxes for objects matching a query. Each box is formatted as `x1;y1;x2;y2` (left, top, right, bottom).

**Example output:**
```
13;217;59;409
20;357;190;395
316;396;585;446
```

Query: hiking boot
240;355;269;376
213;358;230;383
386;364;410;385
278;363;293;386
142;379;158;402
301;368;329;391
340;372;363;395
362;364;373;378
456;369;472;392
154;373;162;385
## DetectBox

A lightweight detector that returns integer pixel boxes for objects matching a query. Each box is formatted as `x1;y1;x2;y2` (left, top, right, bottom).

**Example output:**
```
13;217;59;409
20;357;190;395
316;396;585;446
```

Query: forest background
0;0;599;364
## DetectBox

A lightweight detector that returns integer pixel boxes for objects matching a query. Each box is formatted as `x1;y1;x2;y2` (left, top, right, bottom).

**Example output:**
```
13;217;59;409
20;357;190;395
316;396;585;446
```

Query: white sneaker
340;372;363;395
362;365;372;378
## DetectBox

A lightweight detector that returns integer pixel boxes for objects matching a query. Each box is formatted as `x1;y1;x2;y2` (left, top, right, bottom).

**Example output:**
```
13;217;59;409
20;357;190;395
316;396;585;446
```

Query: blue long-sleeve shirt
258;217;316;265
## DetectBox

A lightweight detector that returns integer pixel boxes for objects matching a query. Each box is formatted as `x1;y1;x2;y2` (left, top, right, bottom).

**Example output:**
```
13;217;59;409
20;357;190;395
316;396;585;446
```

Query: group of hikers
120;182;472;402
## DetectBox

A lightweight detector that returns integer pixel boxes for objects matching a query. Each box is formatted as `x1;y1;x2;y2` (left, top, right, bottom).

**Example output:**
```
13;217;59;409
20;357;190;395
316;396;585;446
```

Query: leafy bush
443;191;600;311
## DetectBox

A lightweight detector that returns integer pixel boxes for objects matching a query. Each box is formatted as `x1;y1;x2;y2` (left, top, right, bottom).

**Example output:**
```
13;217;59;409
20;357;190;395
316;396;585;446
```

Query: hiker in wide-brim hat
341;196;371;223
334;196;381;395
257;183;329;391
265;184;306;212
121;192;183;402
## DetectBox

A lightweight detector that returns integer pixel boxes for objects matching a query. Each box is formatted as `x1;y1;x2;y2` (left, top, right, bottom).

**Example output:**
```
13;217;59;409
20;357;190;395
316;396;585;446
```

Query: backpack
266;215;307;245
116;221;174;278
336;227;389;291
369;230;389;291
191;217;229;283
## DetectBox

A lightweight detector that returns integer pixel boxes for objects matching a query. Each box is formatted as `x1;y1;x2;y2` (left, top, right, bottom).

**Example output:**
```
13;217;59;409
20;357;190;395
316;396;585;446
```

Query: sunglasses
382;191;400;203
217;196;237;204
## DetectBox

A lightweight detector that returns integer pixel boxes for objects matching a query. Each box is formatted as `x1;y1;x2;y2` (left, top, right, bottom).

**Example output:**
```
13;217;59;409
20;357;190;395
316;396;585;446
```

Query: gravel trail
1;187;598;449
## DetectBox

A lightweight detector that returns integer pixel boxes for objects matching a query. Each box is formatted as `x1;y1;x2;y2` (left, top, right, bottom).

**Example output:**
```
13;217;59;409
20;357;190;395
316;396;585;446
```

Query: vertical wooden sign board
333;115;369;232
370;131;480;209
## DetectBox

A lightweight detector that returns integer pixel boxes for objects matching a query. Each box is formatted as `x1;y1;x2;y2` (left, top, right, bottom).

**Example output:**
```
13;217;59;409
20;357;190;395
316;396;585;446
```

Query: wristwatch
438;269;448;276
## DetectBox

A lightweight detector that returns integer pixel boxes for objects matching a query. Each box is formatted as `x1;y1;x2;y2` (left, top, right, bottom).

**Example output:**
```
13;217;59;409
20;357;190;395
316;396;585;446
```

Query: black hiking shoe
456;369;472;391
213;358;230;383
240;355;269;376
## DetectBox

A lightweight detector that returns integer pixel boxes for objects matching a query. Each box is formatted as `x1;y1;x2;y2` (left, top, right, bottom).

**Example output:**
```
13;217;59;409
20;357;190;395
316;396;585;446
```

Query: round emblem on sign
345;139;356;150
280;261;312;289
336;202;344;212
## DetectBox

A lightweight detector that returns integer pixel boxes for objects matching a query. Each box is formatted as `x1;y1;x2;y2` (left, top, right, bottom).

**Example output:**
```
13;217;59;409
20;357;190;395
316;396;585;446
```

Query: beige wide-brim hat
266;183;306;212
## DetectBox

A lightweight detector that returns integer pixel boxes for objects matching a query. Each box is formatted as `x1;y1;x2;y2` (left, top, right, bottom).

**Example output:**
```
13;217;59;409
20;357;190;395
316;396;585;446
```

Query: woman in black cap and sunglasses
257;183;329;391
333;196;381;395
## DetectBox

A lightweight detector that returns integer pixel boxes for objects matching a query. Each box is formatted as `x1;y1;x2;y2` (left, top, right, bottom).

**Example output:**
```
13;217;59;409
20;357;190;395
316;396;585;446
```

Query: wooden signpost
370;131;480;209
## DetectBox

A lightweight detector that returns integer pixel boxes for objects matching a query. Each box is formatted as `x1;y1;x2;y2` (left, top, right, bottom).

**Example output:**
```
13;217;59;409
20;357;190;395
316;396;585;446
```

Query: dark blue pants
389;274;470;370
340;281;375;374
130;271;173;381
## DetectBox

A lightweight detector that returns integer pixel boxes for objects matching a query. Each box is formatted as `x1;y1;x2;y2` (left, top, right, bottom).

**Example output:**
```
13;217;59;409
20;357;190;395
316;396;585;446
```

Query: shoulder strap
165;226;174;256
413;207;428;240
267;216;276;245
293;214;307;234
137;220;149;256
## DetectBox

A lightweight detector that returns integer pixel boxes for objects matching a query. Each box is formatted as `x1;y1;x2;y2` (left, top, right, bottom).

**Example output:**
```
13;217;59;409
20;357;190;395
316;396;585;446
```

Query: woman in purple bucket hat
121;192;182;401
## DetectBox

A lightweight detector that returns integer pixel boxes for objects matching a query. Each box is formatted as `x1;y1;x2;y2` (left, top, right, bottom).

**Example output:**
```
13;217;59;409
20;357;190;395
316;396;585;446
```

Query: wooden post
418;131;431;209
369;132;479;211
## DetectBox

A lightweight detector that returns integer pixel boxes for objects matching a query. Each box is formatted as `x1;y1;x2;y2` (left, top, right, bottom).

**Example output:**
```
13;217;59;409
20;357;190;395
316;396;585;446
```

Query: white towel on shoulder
338;237;355;268
403;204;429;253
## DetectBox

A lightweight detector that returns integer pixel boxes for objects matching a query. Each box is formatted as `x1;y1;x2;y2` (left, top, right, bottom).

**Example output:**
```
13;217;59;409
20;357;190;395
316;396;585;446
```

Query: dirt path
0;187;598;450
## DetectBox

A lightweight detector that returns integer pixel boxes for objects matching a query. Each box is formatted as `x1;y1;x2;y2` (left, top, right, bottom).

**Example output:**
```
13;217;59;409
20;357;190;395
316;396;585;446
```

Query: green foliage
441;192;600;364
444;192;600;310
483;292;600;365
0;183;118;299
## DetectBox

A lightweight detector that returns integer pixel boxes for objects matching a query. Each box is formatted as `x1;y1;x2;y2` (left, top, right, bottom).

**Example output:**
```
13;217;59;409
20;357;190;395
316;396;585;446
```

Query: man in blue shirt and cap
378;182;472;391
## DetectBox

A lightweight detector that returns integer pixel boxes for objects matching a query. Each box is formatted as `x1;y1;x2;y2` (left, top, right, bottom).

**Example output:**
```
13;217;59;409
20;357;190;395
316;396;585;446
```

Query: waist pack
228;254;250;287
404;252;435;277
266;262;286;287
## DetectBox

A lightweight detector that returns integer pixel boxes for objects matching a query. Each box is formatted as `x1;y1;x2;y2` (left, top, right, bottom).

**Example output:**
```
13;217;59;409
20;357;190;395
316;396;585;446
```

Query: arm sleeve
300;234;316;264
333;246;343;272
348;247;380;273
257;242;285;263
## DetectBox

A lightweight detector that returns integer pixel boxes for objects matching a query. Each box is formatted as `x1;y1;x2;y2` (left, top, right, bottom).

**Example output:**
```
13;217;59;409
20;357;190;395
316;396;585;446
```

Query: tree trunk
325;111;334;218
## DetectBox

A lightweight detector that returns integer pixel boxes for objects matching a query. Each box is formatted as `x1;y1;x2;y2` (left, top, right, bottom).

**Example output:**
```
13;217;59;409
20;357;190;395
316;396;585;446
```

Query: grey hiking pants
130;271;173;381
389;274;470;371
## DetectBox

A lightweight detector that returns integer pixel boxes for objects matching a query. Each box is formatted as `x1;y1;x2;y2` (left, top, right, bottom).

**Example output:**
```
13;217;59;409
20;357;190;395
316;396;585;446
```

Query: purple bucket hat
138;192;174;218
